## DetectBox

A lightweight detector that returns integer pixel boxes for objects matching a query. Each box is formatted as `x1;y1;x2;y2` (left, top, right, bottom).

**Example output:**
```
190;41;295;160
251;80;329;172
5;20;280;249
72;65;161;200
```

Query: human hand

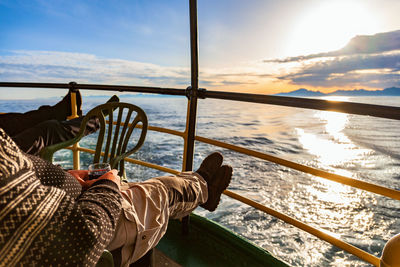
68;169;121;190
68;169;89;187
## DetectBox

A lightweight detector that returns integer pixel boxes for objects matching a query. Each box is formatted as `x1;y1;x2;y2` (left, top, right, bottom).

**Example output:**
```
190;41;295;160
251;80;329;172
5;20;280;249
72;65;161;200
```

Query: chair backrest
40;102;148;177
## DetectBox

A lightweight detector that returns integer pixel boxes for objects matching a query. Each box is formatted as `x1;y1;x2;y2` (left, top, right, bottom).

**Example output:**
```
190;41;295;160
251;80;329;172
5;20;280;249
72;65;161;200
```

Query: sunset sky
1;0;400;99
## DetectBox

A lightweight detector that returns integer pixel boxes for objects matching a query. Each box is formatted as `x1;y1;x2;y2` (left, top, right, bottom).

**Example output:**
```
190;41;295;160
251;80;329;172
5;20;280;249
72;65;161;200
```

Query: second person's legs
0;90;81;136
12;116;99;155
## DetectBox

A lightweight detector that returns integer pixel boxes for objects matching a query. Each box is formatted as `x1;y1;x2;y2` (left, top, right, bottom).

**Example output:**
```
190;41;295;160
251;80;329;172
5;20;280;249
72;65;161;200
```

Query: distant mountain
276;88;325;97
82;93;180;99
276;87;400;97
119;93;179;98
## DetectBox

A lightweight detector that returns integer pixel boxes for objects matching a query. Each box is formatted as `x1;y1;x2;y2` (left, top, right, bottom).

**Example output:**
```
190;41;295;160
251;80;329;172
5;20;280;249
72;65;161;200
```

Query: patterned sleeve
0;128;122;266
41;180;122;266
27;156;123;266
26;154;83;198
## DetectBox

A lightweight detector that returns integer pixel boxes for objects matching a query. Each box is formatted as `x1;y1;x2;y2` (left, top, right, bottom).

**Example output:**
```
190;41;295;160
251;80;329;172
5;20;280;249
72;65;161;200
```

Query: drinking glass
88;163;111;180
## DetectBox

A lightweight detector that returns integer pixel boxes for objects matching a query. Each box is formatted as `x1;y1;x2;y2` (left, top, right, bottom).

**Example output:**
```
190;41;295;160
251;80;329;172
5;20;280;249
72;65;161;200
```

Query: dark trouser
0;108;99;156
0;107;61;137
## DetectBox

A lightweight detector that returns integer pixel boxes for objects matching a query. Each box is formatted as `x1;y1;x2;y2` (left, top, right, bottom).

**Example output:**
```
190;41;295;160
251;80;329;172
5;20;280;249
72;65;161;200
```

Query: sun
285;1;381;57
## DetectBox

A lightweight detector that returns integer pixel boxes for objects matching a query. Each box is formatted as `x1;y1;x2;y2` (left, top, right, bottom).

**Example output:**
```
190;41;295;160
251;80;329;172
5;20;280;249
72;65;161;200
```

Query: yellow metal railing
63;124;400;267
67;91;79;120
54;91;398;266
224;190;380;266
66;91;81;170
76;146;180;175
196;136;400;201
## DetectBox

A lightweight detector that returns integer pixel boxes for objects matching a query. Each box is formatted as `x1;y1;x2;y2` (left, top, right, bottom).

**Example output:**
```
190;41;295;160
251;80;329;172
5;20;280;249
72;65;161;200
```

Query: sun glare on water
296;110;372;173
286;1;380;56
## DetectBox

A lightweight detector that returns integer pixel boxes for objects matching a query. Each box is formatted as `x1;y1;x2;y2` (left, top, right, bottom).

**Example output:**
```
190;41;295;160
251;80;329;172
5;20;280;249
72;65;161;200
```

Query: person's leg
108;152;232;265
9;95;119;155
11;116;99;155
108;172;208;265
0;90;82;136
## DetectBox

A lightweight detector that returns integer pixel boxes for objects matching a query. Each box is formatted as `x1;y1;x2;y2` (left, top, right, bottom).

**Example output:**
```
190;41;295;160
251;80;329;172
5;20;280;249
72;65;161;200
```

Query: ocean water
1;95;399;266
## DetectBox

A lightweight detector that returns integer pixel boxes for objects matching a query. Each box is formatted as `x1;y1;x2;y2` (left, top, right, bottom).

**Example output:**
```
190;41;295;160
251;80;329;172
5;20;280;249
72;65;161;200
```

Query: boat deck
155;214;288;267
153;249;182;267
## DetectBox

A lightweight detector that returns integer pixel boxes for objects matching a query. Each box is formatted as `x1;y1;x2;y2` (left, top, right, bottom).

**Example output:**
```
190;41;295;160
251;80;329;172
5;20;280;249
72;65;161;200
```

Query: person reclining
0;90;118;155
0;128;232;266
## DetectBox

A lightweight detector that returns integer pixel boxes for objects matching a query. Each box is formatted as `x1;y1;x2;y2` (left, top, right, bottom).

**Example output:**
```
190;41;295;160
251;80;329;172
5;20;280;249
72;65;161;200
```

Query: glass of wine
88;163;111;180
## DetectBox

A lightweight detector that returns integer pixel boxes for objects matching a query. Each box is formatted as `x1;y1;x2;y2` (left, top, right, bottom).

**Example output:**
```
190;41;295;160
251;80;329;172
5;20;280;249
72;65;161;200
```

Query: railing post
72;142;80;170
67;81;79;120
68;81;80;169
181;0;200;235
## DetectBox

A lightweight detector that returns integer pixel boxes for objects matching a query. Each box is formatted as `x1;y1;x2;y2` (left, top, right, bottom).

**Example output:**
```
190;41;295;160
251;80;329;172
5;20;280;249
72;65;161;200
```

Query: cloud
0;50;191;86
265;30;400;63
267;30;400;88
0;50;265;89
277;53;400;88
199;79;257;87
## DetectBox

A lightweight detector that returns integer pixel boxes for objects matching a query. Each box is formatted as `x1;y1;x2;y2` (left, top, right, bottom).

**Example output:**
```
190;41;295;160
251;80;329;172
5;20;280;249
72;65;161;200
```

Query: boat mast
183;0;200;173
182;0;200;234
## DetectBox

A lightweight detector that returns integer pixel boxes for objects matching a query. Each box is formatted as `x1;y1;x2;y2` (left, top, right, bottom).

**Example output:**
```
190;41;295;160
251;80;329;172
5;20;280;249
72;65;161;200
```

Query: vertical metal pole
182;0;199;234
72;142;80;170
70;91;80;170
66;92;79;120
185;0;199;171
68;82;81;170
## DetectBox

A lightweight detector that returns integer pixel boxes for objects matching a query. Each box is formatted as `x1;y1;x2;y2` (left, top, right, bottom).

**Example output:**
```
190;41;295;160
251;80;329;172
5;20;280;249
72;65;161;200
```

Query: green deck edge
156;213;289;267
